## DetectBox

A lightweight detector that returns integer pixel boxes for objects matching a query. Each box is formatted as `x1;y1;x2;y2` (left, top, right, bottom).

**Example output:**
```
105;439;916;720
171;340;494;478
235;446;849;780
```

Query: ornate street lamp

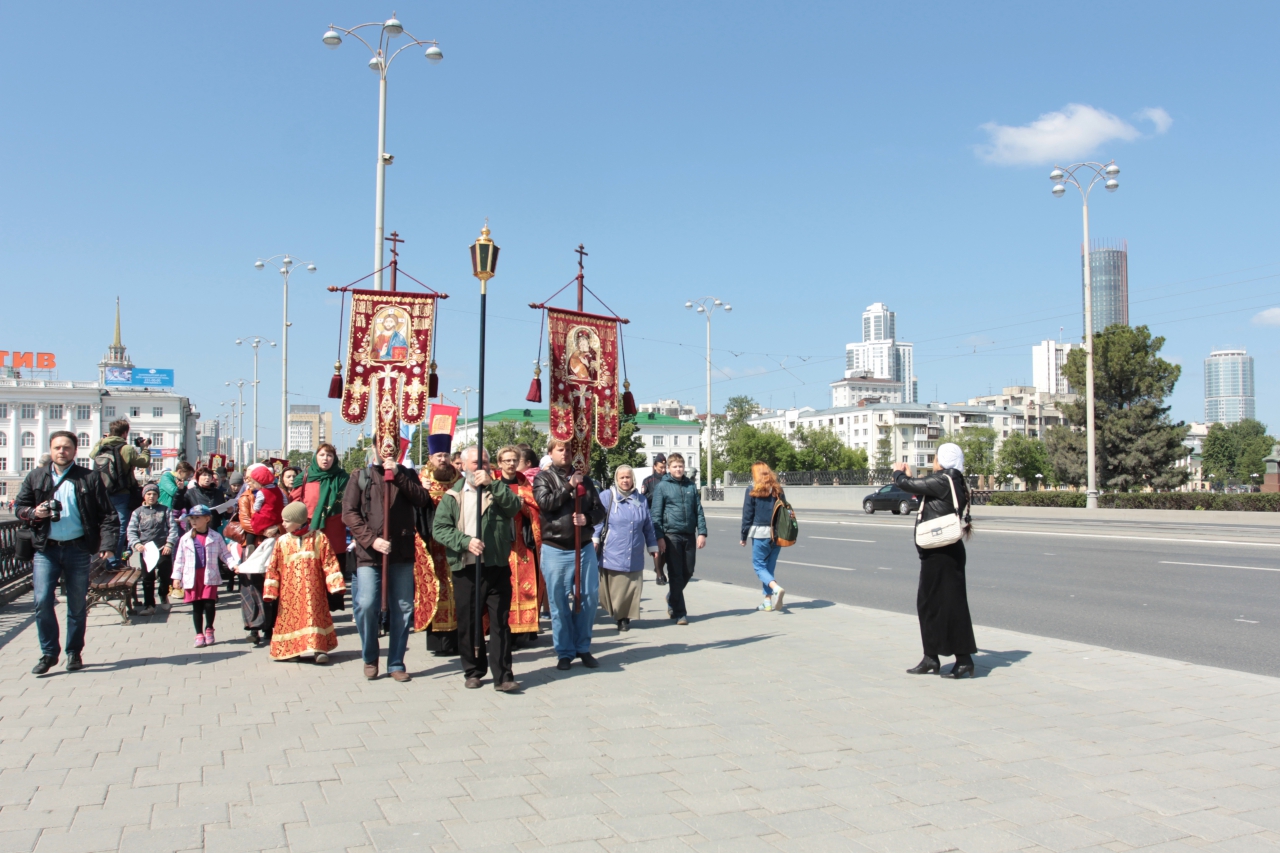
466;222;499;657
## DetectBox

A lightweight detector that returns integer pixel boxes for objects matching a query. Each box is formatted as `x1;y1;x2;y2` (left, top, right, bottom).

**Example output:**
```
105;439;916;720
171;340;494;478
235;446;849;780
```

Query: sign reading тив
0;352;56;369
104;367;175;388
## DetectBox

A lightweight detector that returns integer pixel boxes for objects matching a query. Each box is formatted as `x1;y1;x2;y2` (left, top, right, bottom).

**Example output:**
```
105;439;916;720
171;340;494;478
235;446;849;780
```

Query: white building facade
844;302;916;403
1032;340;1076;396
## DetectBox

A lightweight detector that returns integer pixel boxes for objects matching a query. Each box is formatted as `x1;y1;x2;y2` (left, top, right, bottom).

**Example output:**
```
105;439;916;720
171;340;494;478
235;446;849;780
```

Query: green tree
718;423;797;476
724;395;760;425
481;420;549;460
590;414;646;484
341;436;373;473
1060;324;1191;491
792;425;868;470
1045;425;1086;486
874;435;894;474
1202;419;1275;483
996;432;1050;488
287;450;314;471
943;428;996;477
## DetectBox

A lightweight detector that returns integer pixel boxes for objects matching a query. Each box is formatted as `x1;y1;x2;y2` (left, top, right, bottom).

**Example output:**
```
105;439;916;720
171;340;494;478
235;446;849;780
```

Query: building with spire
98;297;134;384
0;299;200;500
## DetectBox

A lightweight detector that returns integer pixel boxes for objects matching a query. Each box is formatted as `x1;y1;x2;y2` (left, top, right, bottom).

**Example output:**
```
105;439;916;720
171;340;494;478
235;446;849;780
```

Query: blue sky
3;2;1276;449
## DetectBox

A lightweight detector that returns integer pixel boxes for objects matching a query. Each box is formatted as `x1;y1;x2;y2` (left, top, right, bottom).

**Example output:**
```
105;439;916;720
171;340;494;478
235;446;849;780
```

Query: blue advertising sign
103;367;175;388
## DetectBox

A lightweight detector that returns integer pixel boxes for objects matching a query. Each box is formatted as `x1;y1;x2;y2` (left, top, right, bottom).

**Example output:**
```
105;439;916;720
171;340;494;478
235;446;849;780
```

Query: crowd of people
14;416;979;683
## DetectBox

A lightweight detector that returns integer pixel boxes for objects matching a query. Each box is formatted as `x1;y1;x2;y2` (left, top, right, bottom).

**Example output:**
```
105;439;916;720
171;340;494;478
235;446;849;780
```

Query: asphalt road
690;506;1280;677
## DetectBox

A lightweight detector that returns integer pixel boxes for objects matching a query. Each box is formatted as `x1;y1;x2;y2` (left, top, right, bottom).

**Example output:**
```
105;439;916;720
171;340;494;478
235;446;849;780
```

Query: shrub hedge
984;491;1280;512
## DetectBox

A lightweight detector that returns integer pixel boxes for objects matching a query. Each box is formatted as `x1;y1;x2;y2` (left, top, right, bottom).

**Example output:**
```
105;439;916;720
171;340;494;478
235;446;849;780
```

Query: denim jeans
352;562;415;672
33;541;93;658
751;537;781;596
109;492;131;558
540;545;599;660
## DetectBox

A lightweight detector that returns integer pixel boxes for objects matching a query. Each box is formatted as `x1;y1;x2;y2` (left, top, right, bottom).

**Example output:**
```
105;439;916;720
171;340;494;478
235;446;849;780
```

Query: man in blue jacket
648;453;706;625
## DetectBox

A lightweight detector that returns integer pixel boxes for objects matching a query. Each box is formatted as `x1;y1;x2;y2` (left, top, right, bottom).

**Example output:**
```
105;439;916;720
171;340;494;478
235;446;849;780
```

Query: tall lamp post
225;381;247;462
1049;161;1121;510
254;255;317;457
684;297;732;491
452;386;475;444
234;336;276;469
219;403;237;463
468;223;499;658
323;16;443;291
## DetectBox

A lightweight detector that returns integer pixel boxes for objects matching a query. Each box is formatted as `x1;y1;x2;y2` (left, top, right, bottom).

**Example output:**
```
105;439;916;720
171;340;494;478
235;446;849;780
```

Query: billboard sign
104;367;175;388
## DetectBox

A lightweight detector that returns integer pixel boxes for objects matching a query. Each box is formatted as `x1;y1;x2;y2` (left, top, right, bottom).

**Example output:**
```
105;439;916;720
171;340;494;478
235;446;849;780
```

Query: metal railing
777;469;875;486
0;520;33;592
704;487;725;502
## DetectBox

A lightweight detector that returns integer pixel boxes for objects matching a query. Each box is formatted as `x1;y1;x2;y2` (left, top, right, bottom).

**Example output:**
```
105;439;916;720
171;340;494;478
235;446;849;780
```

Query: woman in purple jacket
593;465;659;632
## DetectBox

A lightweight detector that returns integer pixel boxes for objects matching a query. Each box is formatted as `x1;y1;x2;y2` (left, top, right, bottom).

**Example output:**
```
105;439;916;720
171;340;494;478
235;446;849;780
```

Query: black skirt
915;540;977;657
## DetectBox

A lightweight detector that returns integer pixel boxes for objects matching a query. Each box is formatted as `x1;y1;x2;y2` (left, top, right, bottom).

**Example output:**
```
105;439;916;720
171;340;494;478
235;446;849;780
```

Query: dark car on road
862;484;922;515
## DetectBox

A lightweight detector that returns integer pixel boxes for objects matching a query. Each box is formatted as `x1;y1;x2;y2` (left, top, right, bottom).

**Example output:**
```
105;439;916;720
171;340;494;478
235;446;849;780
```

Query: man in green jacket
432;446;522;692
89;419;153;558
649;452;707;624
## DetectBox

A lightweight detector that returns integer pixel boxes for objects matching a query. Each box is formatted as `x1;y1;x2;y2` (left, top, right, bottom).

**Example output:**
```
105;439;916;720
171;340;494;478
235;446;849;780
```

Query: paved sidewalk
2;573;1280;853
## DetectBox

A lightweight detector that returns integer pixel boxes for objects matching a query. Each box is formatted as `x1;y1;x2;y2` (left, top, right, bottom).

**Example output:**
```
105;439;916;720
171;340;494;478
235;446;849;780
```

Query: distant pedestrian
17;431;119;675
640;454;668;585
649;452;706;625
534;438;606;670
127;483;180;615
594;464;658;632
740;461;786;612
171;505;237;648
893;443;976;679
159;461;194;512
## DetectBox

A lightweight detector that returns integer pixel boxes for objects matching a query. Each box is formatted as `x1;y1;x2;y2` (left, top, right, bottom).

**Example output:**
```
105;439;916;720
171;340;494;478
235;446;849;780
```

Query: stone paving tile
5;581;1280;852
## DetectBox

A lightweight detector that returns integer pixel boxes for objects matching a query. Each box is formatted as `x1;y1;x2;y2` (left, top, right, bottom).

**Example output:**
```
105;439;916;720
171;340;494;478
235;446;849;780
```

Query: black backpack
94;443;132;495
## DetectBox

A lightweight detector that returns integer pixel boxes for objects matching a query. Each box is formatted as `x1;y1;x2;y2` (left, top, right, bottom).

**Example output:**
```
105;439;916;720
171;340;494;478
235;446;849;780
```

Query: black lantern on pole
467;222;498;659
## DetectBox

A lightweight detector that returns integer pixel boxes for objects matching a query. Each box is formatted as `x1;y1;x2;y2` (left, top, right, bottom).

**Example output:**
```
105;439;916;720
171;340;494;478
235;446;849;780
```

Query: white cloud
1138;107;1173;134
977;103;1168;165
1252;307;1280;326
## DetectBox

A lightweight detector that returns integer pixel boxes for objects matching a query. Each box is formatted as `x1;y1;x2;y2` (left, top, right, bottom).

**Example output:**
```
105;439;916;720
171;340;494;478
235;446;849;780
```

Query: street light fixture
685;297;732;491
1048;159;1121;510
323;14;443;290
255;255;317;458
234;336;276;471
224;380;247;463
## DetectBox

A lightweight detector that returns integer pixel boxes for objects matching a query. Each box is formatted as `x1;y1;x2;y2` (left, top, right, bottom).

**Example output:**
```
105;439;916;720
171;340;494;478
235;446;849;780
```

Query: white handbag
914;473;966;549
236;536;276;575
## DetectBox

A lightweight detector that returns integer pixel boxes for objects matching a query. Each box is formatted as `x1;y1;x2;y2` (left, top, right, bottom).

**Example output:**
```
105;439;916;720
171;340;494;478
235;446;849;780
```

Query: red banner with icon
546;308;620;470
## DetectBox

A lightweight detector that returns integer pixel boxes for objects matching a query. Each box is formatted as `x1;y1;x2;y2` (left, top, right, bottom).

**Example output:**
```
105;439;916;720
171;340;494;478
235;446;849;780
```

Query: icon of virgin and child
371;308;410;361
566;327;604;384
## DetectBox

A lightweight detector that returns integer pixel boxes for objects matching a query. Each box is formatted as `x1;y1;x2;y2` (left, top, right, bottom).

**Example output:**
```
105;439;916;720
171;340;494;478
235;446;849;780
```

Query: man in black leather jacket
15;431;119;675
534;439;606;670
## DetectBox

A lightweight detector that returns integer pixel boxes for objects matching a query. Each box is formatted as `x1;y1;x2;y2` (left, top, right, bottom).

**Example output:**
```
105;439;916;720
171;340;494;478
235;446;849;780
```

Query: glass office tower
1204;349;1256;425
1082;239;1128;337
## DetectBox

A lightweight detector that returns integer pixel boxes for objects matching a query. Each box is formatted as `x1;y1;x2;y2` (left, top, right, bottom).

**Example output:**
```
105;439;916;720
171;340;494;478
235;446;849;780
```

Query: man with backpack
341;445;431;682
649;452;707;625
15;431;119;675
90;419;152;558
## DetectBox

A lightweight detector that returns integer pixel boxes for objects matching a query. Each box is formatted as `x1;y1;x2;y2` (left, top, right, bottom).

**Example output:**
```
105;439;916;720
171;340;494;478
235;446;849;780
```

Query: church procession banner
340;289;438;459
546;307;621;470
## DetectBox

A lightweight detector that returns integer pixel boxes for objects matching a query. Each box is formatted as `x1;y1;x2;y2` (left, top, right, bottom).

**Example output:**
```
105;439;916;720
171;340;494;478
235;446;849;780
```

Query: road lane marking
1159;560;1280;572
778;560;856;571
702;514;1280;548
1237;618;1260;623
810;536;877;543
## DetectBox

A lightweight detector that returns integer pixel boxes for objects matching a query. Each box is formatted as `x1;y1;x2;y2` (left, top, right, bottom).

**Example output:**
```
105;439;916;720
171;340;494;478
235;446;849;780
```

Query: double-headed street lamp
685;297;732;489
1049;160;1121;510
234;336;276;471
254;255;316;457
323;15;443;291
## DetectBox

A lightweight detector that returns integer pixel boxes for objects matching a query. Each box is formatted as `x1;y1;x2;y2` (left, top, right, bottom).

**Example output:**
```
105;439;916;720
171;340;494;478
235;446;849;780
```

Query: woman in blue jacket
740;461;786;612
593;465;658;632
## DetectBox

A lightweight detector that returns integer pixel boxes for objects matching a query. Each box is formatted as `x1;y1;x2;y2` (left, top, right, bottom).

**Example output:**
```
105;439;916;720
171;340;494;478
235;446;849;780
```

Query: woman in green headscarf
290;443;351;609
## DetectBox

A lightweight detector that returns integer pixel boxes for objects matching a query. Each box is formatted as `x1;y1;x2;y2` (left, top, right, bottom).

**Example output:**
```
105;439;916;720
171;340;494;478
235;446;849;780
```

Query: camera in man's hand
132;436;151;449
44;499;62;522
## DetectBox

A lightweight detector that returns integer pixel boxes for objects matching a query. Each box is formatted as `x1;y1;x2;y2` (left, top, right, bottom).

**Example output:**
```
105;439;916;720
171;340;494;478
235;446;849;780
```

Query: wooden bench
87;567;142;624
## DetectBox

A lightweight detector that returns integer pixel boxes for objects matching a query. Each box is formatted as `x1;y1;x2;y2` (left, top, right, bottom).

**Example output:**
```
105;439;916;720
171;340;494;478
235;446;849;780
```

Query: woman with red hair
740;461;786;612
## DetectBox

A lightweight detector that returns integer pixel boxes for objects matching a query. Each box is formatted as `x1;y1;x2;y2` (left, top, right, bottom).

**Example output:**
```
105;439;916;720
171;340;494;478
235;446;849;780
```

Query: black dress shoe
556;658;572;671
944;663;975;679
906;657;941;675
66;652;83;672
620;619;630;632
32;655;57;675
578;653;599;669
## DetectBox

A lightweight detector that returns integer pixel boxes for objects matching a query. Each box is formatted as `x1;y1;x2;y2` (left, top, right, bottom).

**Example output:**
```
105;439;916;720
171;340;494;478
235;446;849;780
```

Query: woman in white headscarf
891;442;976;678
593;465;658;632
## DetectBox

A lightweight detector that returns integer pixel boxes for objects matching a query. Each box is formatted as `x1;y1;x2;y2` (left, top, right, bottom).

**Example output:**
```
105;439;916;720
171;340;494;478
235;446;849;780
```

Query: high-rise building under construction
1082;239;1128;337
